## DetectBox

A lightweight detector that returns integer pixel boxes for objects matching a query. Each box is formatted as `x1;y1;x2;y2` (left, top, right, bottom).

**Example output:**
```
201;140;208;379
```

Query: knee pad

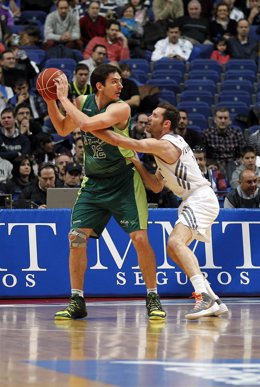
68;229;88;248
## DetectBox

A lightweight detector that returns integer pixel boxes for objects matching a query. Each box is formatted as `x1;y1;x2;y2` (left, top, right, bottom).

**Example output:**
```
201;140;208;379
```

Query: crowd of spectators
0;0;260;209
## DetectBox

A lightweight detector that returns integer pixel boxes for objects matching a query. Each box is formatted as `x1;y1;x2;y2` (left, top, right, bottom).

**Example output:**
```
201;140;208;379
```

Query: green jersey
80;94;134;178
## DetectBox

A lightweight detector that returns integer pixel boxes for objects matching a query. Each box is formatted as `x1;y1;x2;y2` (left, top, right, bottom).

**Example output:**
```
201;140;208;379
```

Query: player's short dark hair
157;102;180;132
90;63;121;93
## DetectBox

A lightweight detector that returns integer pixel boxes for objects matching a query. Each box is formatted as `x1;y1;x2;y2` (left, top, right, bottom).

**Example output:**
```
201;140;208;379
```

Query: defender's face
147;107;165;139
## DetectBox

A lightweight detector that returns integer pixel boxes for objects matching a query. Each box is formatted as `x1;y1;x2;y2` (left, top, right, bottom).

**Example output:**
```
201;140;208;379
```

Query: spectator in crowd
80;1;106;46
246;0;260;25
119;3;144;58
8;78;48;125
153;0;184;21
118;63;140;117
230;145;260;188
14;102;43;152
0;155;12;183
80;44;107;81
130;113;149;139
0;49;38;89
210;2;237;43
62;161;82;187
202;107;245;182
129;0;149;26
0;65;13;111
71;127;82;155
183;0;213;18
43;0;83;51
68;63;92;101
227;18;258;60
247;128;260;156
55;152;73;186
98;0;118;19
83;19;130;62
69;0;88;20
175;109;203;149
223;0;245;22
73;137;84;168
20;161;57;208
210;37;231;65
176;0;211;44
0;0;14;27
224;169;260;208
7;0;21;20
0;107;31;162
33;133;56;165
151;22;193;62
193;145;228;194
4;155;35;200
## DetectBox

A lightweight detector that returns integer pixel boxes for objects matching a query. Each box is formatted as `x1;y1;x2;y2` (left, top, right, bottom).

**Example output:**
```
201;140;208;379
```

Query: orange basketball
36;68;64;100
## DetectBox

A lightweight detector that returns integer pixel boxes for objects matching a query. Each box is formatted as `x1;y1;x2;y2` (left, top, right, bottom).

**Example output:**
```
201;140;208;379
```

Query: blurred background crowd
0;0;260;209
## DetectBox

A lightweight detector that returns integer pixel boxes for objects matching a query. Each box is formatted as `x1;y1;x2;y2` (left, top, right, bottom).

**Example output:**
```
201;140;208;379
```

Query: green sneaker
55;295;87;320
146;292;166;320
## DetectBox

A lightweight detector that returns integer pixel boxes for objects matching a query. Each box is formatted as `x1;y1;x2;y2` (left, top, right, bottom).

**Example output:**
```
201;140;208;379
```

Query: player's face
147;107;165;139
102;72;123;100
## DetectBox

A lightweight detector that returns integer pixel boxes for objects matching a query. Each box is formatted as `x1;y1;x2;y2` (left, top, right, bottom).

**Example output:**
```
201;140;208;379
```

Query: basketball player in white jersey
93;102;229;320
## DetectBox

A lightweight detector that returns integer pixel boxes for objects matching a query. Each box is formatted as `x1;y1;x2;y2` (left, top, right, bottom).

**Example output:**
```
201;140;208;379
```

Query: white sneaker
212;298;229;316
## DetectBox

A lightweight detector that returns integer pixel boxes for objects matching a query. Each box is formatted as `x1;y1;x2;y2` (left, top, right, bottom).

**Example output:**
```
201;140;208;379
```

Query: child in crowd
230;146;260;189
210;37;230;65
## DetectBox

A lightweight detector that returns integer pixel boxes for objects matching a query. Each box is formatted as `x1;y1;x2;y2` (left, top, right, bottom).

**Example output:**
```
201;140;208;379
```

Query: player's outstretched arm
129;155;164;193
94;129;180;164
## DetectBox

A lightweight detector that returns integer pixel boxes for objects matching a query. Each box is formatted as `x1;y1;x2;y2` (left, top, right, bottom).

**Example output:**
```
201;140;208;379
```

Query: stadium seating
146;78;181;93
153;59;186;75
218;91;252;106
177;101;211;120
184;79;217;95
180;90;214;106
187;113;208;130
189;59;222;75
20;10;47;25
188;69;220;83
220;80;254;94
120;59;150;73
44;58;77;73
151;69;184;84
223;70;256;83
225;59;257;72
159;90;177;105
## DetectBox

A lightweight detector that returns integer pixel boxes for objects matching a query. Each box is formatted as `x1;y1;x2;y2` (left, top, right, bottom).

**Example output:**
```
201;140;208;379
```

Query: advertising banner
0;209;260;298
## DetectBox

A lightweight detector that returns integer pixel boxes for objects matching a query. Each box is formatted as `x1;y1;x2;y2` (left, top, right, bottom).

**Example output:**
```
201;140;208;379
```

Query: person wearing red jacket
80;1;106;46
83;19;130;62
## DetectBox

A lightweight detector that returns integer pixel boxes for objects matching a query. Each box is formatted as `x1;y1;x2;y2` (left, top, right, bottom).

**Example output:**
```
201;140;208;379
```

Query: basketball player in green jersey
44;64;166;320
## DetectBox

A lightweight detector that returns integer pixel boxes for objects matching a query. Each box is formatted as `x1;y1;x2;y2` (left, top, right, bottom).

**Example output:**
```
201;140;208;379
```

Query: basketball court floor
1;297;260;387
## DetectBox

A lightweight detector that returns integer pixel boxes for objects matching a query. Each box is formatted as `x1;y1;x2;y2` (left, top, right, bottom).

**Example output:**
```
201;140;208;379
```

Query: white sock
71;289;84;298
147;287;158;295
190;274;207;294
204;278;218;301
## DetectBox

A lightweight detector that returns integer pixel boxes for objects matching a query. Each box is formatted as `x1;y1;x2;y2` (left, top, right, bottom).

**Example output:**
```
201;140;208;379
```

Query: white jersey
154;133;210;199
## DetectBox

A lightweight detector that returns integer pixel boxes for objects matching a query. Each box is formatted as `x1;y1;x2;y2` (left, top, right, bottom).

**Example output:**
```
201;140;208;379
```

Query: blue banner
0;209;260;298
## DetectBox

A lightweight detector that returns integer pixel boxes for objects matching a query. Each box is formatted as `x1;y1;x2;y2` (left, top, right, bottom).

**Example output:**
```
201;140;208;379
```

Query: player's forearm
131;158;163;193
46;100;71;136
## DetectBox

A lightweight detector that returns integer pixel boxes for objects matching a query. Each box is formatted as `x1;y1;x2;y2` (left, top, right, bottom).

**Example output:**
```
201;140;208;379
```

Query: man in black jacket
224;169;260;208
